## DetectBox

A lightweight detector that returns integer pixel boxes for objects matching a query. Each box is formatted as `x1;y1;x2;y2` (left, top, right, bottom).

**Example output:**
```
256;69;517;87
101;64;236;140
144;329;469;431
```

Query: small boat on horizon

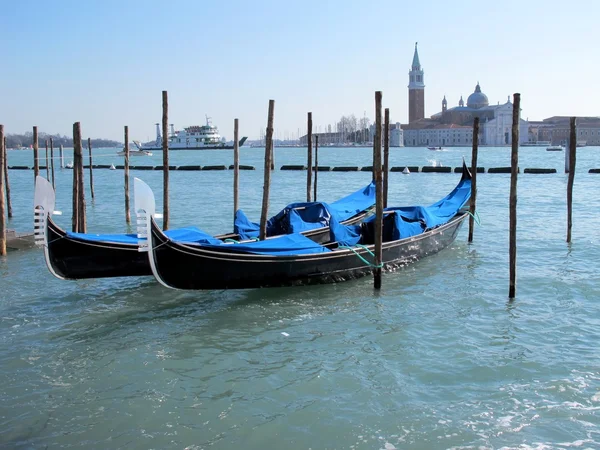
142;116;248;151
546;145;564;151
117;140;153;157
428;146;445;151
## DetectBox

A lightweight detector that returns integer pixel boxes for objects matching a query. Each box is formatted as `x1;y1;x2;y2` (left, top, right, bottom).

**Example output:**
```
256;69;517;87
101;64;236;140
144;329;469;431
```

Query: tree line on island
5;131;120;149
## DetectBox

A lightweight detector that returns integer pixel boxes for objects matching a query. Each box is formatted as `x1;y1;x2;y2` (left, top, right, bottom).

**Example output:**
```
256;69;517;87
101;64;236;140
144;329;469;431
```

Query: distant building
525;117;600;146
408;43;425;124
390;123;404;147
403;80;528;146
545;116;600;146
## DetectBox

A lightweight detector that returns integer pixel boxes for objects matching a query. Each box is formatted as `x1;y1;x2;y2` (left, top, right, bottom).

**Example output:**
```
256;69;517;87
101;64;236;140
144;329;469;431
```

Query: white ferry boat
143;116;247;150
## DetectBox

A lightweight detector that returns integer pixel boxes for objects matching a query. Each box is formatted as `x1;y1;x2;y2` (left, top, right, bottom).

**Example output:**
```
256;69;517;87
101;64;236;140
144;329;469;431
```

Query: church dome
467;83;489;109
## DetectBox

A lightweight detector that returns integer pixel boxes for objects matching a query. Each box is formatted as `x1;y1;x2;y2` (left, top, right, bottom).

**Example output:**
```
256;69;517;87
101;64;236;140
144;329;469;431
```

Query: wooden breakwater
7;164;600;173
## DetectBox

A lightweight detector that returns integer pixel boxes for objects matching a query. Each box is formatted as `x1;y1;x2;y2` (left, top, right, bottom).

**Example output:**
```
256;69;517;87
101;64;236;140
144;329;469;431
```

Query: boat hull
43;210;369;280
148;213;467;290
46;218;151;279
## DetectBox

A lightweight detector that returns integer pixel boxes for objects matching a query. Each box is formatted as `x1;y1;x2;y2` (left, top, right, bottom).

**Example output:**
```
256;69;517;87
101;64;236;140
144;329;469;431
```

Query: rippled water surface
1;146;600;449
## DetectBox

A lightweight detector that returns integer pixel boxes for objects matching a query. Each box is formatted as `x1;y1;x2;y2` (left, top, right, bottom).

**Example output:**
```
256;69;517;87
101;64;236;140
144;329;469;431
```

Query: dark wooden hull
148;212;468;290
45;218;151;279
44;210;370;280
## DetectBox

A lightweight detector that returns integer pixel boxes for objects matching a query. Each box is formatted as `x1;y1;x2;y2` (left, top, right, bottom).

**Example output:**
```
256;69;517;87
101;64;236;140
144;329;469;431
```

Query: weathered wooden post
0;125;6;256
72;122;86;233
59;144;64;169
567;117;577;243
162;91;170;230
383;108;390;208
233;118;239;223
307;112;313;202
509;93;520;299
87;138;95;200
124;126;131;224
260;100;275;240
3;136;11;218
50;138;55;189
374;91;383;290
313;135;319;201
468;117;479;243
33;126;39;179
45;140;50;180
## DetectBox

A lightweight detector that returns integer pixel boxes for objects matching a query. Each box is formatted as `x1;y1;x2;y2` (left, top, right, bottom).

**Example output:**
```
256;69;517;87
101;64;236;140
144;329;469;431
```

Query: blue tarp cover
334;174;471;243
66;226;221;245
234;182;376;240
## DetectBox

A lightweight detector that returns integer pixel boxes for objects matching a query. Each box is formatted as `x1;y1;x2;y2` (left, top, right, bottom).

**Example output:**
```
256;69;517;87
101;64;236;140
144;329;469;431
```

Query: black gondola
137;164;472;290
33;176;376;280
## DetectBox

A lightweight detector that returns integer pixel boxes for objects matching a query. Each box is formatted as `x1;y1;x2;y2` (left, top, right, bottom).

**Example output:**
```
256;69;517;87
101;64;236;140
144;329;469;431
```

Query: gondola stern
33;176;55;247
133;177;155;254
133;177;180;290
461;157;473;182
33;176;67;280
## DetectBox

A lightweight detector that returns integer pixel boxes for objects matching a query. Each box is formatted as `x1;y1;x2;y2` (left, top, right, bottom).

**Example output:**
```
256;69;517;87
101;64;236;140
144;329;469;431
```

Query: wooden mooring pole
383;108;390;208
0;125;6;256
45;140;49;180
88;138;95;200
72;122;86;233
33;126;39;180
260;100;275;241
233;118;239;223
162;91;170;230
567;117;577;243
59;144;64;169
3;136;11;218
124;126;131;224
468;117;479;243
307;112;313;202
313;135;319;201
50;138;55;189
374;91;383;290
509;93;520;299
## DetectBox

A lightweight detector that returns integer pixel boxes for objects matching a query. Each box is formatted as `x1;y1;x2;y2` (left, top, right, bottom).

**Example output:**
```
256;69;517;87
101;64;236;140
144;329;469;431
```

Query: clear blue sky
1;0;598;142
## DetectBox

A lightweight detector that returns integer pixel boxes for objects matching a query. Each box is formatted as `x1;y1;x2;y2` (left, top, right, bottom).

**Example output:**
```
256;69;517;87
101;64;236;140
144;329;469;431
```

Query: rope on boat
338;244;383;269
465;210;481;226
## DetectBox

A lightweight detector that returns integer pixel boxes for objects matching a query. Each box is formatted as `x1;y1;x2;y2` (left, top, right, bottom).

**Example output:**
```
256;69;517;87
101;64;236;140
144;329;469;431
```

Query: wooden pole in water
72;123;81;232
0;125;6;256
509;93;520;299
124;126;131;224
260;100;275;241
313;135;319;201
233;118;239;224
73;123;86;233
45;140;49;180
59;144;64;169
162;91;170;230
50;137;55;189
374;91;383;290
567;117;577;243
3;136;12;218
33;126;39;179
307;112;313;202
468;116;479;243
87;138;95;200
383;108;390;208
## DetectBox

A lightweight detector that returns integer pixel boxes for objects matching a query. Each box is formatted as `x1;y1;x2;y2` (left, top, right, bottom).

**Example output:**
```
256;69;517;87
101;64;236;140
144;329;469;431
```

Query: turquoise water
1;146;600;449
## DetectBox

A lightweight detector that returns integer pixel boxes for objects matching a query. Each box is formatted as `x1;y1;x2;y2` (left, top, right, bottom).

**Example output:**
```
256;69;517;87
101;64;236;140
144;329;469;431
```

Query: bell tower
408;42;425;123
